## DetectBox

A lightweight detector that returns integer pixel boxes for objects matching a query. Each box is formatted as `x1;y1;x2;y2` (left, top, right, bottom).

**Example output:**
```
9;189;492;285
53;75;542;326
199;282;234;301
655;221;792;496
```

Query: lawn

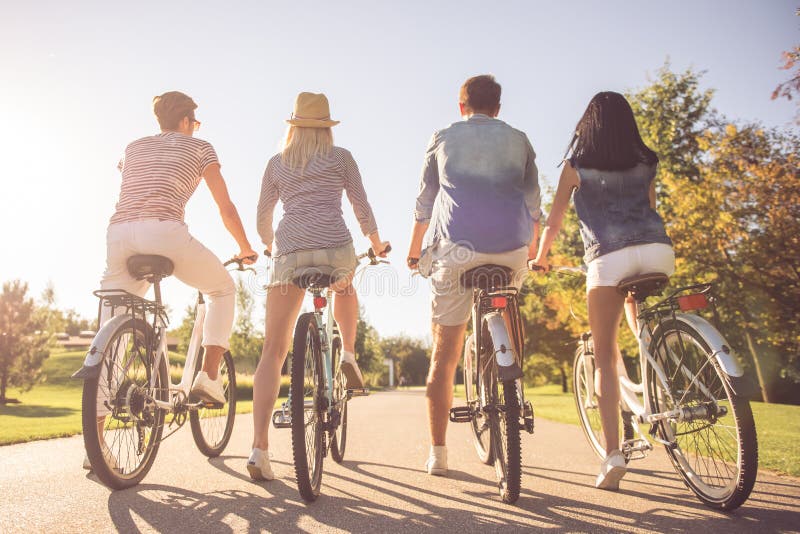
2;352;798;477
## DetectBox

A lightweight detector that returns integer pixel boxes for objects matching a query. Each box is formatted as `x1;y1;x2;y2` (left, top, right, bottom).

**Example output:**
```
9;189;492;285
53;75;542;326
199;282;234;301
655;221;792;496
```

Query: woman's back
257;146;377;256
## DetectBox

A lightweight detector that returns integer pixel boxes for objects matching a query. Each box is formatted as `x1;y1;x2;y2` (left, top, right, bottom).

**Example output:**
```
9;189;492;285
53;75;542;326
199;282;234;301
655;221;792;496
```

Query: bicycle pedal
523;401;534;434
449;406;474;423
621;438;652;461
347;388;370;397
271;409;292;429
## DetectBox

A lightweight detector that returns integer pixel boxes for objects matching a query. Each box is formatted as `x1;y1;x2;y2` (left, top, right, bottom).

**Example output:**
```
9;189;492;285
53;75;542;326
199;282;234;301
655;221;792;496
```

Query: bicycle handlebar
223;255;258;271
357;244;392;265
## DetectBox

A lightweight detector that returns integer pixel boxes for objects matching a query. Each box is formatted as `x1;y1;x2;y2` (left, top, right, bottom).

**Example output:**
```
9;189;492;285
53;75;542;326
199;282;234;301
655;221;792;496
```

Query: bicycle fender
676;314;744;378
70;314;133;379
484;312;523;381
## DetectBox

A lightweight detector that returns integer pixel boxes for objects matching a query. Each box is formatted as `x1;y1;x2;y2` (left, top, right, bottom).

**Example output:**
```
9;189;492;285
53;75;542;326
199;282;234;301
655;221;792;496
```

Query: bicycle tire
573;343;631;460
463;333;493;464
330;336;348;464
483;323;521;504
290;312;325;502
189;349;237;457
647;318;758;511
81;317;167;490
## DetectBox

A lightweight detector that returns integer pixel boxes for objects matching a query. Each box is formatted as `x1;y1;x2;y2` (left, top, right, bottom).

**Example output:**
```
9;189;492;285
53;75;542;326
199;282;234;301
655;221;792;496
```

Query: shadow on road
103;455;798;533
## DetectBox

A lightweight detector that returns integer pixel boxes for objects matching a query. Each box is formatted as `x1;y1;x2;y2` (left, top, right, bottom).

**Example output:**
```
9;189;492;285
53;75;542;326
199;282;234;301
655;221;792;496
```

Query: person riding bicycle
249;92;390;481
88;91;258;468
407;75;542;476
530;91;675;490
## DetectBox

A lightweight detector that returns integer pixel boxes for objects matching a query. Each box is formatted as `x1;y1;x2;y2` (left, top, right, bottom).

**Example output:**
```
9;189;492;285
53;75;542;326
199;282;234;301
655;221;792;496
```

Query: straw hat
286;92;340;128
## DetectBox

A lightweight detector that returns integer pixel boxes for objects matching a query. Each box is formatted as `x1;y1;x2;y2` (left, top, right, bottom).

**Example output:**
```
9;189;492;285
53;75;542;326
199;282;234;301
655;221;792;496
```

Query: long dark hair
565;91;658;171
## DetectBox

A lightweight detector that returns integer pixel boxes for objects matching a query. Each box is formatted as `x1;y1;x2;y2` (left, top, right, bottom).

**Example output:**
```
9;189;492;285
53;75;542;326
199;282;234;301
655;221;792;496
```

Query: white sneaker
247;448;275;481
191;371;226;404
425;445;448;476
596;449;627;490
340;351;364;389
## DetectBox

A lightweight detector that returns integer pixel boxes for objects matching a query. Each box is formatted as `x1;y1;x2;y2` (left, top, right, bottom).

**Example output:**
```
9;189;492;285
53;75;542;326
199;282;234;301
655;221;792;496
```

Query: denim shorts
270;242;358;285
586;243;675;289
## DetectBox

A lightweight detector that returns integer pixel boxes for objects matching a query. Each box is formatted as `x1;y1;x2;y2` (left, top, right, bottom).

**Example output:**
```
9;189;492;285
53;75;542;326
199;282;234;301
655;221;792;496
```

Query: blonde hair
280;126;334;172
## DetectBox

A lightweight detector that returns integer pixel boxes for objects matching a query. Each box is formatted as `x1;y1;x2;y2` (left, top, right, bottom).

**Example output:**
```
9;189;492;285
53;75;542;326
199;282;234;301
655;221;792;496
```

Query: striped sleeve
256;157;279;247
339;149;378;237
198;141;219;175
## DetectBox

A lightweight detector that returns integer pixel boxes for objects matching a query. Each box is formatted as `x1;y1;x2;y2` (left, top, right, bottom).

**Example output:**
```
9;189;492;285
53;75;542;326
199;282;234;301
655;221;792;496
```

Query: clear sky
1;1;797;342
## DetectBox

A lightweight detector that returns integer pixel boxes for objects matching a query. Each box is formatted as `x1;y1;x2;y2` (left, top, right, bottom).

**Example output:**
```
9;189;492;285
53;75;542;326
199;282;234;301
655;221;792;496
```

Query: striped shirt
257;146;378;256
109;132;219;225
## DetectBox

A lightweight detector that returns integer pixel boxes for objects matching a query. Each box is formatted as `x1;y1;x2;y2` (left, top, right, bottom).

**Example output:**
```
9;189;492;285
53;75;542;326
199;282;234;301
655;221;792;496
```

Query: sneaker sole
596;465;626;490
247;463;274;481
191;386;226;405
340;362;364;389
427;467;447;476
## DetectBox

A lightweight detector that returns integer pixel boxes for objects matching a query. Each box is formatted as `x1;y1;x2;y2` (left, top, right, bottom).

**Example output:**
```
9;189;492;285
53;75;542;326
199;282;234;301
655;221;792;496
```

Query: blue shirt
414;115;542;253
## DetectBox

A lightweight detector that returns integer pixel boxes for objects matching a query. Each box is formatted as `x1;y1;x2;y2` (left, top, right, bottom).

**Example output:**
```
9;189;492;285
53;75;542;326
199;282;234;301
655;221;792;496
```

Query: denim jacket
573;162;672;263
414;115;542;254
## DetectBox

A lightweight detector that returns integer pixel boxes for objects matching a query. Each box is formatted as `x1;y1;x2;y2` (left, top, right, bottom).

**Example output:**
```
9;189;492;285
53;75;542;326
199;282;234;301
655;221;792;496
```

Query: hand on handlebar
236;248;258;265
371;242;391;258
528;257;550;273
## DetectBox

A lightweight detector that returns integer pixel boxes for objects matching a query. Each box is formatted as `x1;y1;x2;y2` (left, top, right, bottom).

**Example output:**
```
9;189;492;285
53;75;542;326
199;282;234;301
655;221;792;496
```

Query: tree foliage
0;281;50;403
229;277;264;368
381;335;430;385
771;8;800;124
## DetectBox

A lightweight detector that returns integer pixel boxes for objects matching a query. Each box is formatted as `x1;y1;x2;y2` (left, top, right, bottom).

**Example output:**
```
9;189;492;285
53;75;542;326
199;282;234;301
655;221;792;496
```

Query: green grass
0;350;281;446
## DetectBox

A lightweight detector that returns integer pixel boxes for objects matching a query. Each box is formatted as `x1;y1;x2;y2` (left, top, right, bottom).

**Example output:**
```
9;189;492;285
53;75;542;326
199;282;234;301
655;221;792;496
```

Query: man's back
416;114;540;253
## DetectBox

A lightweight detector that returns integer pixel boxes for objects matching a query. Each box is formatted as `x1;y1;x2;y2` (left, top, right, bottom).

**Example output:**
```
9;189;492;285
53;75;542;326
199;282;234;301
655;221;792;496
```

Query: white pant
100;219;235;348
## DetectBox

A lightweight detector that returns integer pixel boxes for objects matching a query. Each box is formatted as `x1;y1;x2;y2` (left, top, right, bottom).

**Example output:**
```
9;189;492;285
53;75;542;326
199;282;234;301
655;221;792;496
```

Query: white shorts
586;243;675;289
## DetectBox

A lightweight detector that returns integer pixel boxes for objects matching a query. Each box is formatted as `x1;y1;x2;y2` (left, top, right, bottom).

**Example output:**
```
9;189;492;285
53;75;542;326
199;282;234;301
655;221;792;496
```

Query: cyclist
250;92;389;481
529;91;674;490
407;75;542;476
87;91;258;468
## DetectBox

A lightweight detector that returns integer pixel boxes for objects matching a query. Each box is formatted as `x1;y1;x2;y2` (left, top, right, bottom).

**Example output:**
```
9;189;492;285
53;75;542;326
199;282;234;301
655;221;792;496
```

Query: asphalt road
1;390;798;533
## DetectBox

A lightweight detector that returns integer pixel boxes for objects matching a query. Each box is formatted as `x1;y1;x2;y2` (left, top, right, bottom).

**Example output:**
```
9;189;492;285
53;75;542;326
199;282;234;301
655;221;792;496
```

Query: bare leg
252;284;305;451
202;346;225;379
426;322;467;446
587;286;626;456
623;295;638;338
332;275;358;354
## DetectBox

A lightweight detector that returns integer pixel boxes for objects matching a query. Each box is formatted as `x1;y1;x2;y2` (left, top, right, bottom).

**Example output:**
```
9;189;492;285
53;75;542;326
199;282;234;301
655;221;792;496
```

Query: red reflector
677;293;708;311
313;296;327;309
490;296;508;308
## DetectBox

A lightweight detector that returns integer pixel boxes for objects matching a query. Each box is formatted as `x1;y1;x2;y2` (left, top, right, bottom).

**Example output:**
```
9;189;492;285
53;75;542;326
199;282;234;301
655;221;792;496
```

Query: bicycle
447;264;535;504
72;254;254;490
541;265;757;510
270;245;391;502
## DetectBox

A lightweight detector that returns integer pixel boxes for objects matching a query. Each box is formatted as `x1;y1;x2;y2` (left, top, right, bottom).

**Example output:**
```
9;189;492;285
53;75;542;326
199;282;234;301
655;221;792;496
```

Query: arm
341;151;389;256
523;139;543;259
256;160;279;255
407;134;440;267
203;163;257;262
531;162;579;270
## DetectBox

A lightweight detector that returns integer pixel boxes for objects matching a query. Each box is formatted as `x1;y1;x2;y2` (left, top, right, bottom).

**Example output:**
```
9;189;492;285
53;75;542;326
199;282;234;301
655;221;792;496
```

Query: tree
380;335;430;386
354;307;382;373
0;281;50;403
771;9;800;124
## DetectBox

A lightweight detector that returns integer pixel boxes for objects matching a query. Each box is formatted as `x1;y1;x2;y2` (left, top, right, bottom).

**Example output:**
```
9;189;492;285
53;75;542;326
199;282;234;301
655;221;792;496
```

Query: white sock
430;445;447;459
342;350;356;363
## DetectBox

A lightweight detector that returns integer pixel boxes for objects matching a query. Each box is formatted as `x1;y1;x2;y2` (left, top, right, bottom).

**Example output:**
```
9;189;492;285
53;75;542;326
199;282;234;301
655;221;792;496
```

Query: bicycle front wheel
573;343;633;460
647;319;758;511
330;337;348;464
290;313;325;502
190;349;237;457
81;317;167;489
483;324;521;504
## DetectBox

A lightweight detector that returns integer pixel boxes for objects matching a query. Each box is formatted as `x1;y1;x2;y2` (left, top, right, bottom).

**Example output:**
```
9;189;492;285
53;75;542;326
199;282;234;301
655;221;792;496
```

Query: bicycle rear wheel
290;313;325;502
573;344;632;459
81;317;167;489
464;333;492;464
483;324;521;504
330;336;348;463
647;319;757;511
190;349;237;457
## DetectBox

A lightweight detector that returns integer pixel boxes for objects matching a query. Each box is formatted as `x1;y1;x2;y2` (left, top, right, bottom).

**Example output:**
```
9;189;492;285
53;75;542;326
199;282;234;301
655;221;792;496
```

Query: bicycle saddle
617;272;669;300
292;266;335;289
126;255;175;281
460;264;513;291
